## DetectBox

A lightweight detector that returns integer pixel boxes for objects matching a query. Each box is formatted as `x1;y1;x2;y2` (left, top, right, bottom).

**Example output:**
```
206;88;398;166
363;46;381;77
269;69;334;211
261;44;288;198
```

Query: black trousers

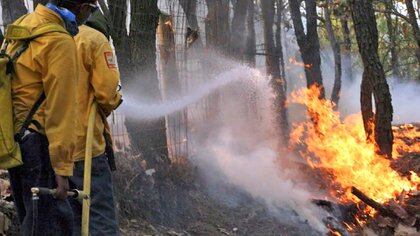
8;132;74;236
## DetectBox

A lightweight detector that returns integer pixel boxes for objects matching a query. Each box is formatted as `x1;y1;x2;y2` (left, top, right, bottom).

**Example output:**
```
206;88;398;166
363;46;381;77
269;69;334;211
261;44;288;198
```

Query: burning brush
289;86;420;235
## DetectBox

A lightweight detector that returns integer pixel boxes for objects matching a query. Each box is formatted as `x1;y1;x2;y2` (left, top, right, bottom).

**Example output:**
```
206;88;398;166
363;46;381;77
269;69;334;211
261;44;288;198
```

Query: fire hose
31;102;97;236
30;187;88;236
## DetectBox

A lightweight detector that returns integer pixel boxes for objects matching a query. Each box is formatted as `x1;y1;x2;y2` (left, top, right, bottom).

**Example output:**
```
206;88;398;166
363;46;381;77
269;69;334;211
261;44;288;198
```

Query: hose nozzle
31;187;89;201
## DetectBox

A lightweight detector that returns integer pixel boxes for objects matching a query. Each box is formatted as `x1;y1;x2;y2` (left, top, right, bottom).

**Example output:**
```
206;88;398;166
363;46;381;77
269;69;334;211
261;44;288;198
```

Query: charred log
351;187;401;220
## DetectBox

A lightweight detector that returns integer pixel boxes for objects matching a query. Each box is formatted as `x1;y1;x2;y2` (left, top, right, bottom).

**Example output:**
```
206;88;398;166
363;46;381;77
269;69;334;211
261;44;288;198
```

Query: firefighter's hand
54;175;69;200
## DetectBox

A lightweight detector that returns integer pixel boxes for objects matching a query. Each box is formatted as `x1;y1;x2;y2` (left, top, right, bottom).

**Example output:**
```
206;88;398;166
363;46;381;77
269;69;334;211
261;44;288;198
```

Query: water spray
122;65;264;120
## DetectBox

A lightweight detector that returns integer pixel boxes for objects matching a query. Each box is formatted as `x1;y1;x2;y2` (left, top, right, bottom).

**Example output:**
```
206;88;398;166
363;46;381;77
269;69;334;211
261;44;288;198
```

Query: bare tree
324;0;342;106
1;0;27;25
350;0;394;158
262;0;290;143
289;0;325;99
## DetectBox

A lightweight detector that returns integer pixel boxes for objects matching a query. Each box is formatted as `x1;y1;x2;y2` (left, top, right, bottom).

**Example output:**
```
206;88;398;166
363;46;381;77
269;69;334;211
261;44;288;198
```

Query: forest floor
116;123;420;236
114;156;316;236
0;124;418;236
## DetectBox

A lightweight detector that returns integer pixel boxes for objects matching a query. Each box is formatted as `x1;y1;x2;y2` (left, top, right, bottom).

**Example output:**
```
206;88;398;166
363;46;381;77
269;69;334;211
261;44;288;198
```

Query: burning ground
114;82;420;235
289;86;420;235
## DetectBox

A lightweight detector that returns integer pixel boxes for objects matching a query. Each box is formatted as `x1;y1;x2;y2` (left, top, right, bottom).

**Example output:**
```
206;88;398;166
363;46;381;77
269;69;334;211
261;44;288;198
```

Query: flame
288;57;313;69
165;20;172;26
289;86;419;204
328;229;342;236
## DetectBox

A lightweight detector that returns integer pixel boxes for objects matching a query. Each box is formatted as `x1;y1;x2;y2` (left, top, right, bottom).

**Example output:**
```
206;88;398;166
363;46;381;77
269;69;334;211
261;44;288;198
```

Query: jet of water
122;65;263;120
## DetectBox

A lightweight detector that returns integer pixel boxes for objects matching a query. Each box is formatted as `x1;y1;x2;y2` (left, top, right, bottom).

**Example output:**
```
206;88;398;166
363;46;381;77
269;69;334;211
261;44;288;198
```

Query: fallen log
351;187;401;220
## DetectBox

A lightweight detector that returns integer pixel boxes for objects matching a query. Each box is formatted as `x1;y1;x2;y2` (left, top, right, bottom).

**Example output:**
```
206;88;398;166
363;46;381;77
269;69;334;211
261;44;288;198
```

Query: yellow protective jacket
7;5;78;176
73;25;122;161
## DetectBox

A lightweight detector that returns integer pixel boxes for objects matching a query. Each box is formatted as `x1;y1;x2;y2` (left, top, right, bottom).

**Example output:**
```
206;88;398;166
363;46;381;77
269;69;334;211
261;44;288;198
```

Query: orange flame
289;86;419;204
289;57;313;69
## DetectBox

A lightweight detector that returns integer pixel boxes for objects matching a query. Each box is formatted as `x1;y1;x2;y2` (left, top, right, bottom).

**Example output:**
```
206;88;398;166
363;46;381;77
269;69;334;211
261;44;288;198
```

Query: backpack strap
14;93;46;142
6;41;30;75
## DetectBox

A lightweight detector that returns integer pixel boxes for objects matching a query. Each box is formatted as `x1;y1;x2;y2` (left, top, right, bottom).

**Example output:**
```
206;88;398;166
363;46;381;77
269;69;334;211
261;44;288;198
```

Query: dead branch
351;187;401;220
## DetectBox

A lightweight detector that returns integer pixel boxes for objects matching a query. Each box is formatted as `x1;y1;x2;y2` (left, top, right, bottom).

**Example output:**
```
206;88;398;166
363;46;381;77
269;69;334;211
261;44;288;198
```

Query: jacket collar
34;4;65;27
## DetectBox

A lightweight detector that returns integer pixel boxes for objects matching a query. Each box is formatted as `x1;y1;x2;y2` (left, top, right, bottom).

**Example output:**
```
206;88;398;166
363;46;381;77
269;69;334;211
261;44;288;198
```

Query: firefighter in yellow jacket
7;1;98;235
69;11;122;235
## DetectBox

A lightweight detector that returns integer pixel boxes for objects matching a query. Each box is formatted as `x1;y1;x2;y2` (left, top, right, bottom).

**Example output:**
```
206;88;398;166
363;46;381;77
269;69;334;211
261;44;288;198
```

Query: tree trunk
1;0;27;25
108;0;131;80
276;0;286;86
262;0;290;144
126;0;169;169
157;14;183;160
324;0;342;106
205;0;230;52
158;14;180;100
204;0;230;119
179;0;199;30
350;0;394;158
230;0;249;59
360;71;374;142
179;0;203;48
244;0;256;67
405;0;420;66
340;16;353;81
385;0;401;78
289;0;325;99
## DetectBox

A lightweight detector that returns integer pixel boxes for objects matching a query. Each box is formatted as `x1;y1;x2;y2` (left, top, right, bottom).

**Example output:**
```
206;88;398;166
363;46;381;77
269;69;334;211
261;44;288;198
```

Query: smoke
186;66;328;232
119;48;418;233
121;55;329;232
193;128;328;233
337;74;420;124
288;47;420;124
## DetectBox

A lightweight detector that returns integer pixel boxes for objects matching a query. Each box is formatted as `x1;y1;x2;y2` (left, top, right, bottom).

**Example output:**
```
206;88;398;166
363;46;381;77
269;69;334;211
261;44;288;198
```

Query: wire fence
0;0;289;162
104;0;268;161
